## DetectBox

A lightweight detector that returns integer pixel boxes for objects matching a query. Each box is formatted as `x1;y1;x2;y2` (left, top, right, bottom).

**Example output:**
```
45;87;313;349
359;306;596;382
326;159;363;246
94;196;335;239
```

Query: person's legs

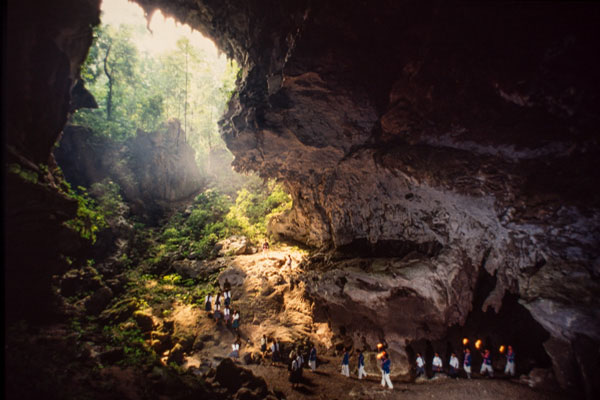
384;373;394;389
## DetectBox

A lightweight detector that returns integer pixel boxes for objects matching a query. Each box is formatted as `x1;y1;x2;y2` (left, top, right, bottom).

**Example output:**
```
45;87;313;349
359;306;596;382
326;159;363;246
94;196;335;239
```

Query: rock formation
55;121;205;221
133;0;600;396
5;0;600;397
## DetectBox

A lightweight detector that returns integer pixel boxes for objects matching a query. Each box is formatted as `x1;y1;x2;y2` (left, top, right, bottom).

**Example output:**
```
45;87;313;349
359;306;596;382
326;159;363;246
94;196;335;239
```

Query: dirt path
244;355;568;400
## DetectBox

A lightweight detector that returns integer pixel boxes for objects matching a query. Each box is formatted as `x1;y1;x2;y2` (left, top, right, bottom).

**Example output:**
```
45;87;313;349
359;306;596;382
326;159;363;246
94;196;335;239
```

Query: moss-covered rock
98;298;137;324
133;310;154;332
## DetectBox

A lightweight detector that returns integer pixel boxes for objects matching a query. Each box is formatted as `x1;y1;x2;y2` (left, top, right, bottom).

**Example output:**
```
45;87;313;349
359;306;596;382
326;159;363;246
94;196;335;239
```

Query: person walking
271;338;280;365
308;345;317;372
463;348;472;379
432;352;443;374
213;302;222;324
415;353;426;377
480;349;494;378
504;345;516;377
357;349;368;380
204;292;213;313
449;352;459;379
231;309;240;332
223;305;231;326
289;356;300;388
381;352;393;389
341;348;350;377
230;338;240;360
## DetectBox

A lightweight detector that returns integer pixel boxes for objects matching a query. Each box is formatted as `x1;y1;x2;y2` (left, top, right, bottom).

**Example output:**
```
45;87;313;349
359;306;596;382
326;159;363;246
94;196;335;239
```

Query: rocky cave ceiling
5;0;600;397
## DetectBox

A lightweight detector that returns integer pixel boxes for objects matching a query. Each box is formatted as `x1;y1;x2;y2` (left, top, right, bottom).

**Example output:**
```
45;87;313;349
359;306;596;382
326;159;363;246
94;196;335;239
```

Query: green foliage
72;19;239;169
8;163;39;184
89;179;124;219
64;185;108;244
224;180;292;241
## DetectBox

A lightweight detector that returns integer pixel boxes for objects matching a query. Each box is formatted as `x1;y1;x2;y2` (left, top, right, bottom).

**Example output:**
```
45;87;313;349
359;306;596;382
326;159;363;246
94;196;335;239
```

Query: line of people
415;345;516;379
339;347;393;390
204;278;242;332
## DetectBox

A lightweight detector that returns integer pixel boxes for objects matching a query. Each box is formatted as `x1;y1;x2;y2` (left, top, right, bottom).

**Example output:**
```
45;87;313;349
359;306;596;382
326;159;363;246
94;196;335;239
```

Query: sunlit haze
101;0;221;58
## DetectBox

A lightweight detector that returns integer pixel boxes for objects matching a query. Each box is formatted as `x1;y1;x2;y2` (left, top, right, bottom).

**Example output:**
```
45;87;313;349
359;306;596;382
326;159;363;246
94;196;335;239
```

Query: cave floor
245;358;569;400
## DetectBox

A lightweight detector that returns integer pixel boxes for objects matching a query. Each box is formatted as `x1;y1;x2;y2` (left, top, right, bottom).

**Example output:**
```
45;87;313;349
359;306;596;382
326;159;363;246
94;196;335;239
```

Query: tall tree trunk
103;44;113;121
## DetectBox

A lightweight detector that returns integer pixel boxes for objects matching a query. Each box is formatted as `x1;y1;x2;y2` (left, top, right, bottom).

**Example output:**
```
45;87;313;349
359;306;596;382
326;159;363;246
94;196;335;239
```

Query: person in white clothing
415;353;425;377
504;345;516;377
357;349;367;379
432;353;443;374
341;348;350;377
230;339;240;360
449;352;459;379
223;305;231;326
381;352;393;389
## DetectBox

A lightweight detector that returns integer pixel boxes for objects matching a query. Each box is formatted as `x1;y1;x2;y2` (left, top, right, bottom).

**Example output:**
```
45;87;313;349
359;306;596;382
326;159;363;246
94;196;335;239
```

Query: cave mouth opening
71;0;239;176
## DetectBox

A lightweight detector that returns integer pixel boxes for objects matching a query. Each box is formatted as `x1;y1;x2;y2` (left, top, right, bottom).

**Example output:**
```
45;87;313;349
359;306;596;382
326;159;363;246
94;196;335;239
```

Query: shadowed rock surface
55;121;205;221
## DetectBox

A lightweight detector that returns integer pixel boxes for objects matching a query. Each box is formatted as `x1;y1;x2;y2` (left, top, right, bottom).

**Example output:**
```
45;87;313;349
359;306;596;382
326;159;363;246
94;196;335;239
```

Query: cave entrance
71;0;238;180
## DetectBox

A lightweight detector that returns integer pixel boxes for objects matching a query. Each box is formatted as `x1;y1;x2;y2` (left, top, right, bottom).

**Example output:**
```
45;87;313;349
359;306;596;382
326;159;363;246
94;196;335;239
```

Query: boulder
98;298;137;324
216;236;249;256
167;343;185;365
172;259;221;279
218;267;246;288
84;286;113;315
60;266;103;297
133;310;154;332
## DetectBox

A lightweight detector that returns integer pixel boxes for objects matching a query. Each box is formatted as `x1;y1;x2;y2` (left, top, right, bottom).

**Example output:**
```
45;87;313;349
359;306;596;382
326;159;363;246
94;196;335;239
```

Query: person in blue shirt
504;345;515;377
380;352;393;389
480;349;494;378
357;349;367;379
309;345;317;372
463;348;472;379
341;348;350;377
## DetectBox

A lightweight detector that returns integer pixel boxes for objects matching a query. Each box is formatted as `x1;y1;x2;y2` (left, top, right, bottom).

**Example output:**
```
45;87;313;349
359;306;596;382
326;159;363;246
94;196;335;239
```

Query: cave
5;0;600;399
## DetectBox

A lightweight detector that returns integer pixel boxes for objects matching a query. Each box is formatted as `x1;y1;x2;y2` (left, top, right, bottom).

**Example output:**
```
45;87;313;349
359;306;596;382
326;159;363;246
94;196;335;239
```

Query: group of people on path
339;347;393;389
415;345;516;379
204;278;241;332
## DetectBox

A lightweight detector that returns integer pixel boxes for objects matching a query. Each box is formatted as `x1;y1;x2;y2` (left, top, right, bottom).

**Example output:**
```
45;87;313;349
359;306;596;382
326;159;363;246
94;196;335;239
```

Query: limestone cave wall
134;0;600;395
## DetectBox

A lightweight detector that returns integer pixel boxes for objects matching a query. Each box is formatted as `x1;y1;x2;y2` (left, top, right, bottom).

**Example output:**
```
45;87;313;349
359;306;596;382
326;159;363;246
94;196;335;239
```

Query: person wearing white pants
480;349;494;378
357;349;368;379
341;349;350;377
380;352;393;389
504;346;516;377
463;348;472;379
